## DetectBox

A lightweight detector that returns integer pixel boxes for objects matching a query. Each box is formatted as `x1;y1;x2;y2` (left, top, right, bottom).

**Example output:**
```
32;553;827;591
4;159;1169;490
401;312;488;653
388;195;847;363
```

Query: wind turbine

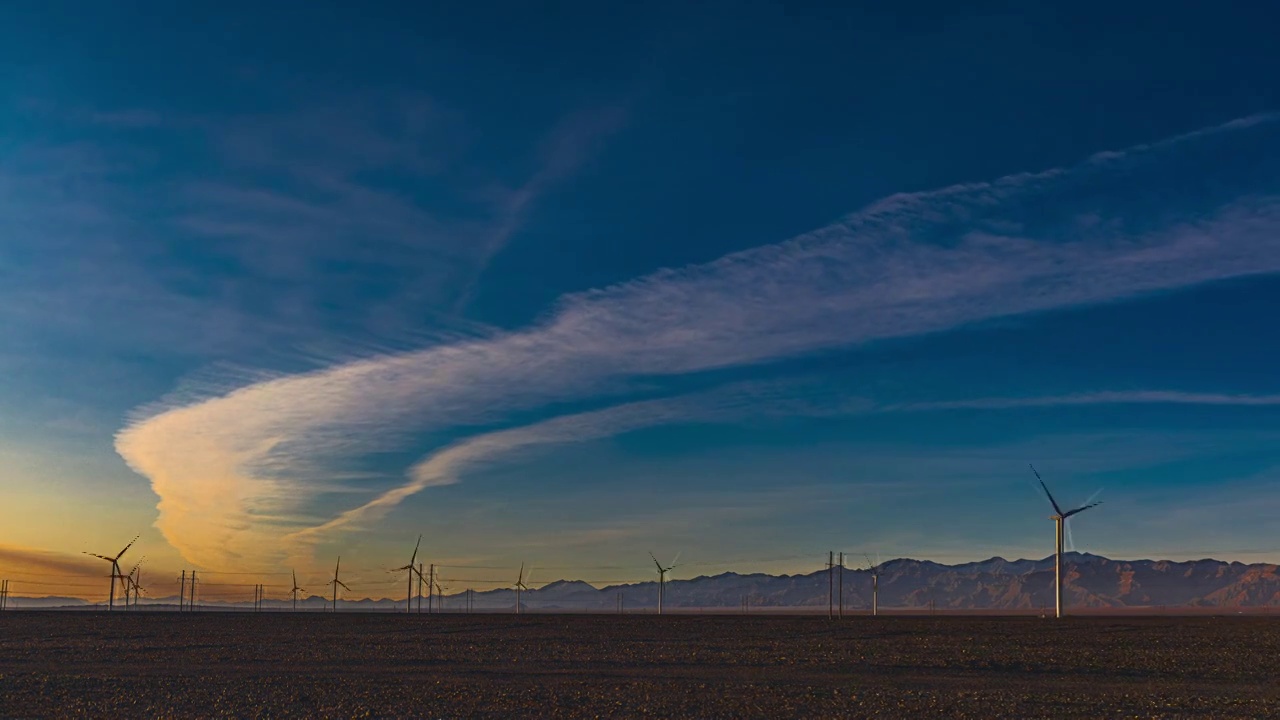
513;563;528;615
864;554;880;617
290;570;305;611
390;536;422;614
1031;464;1102;619
435;580;448;612
328;556;351;613
649;552;679;615
83;535;139;611
125;559;146;609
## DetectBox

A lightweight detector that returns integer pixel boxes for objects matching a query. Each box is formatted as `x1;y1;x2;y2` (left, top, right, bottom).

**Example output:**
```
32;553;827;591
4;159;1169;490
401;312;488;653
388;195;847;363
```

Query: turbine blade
114;535;141;561
84;553;114;562
649;552;663;572
671;550;682;567
1030;464;1065;517
1063;501;1102;519
1064;516;1076;552
410;535;421;566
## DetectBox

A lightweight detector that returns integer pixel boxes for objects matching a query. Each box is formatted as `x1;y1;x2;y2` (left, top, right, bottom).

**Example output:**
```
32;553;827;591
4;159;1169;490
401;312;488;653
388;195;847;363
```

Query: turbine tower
390;536;422;614
648;552;679;615
1031;464;1102;619
83;535;139;611
513;563;528;615
328;556;351;613
290;570;305;611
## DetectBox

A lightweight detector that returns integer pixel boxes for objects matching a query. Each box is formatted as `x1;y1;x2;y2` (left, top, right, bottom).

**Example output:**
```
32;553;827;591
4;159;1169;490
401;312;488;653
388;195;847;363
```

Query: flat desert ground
2;613;1278;718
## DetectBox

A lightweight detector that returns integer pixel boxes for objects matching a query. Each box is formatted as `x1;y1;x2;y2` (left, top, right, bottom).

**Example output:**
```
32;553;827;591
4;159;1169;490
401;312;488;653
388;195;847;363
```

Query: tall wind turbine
83;535;139;611
864;554;880;617
1031;464;1102;619
649;552;679;615
126;560;146;609
390;536;422;614
290;570;305;611
123;557;145;609
513;563;528;615
328;556;351;613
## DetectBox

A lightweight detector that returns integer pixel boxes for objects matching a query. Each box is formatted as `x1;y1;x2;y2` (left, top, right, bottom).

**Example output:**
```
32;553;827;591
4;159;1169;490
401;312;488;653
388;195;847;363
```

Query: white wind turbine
290;570;305;611
328;556;351;612
123;557;145;609
513;563;529;615
863;553;881;617
83;535;139;611
1031;465;1102;619
390;536;422;614
649;551;680;615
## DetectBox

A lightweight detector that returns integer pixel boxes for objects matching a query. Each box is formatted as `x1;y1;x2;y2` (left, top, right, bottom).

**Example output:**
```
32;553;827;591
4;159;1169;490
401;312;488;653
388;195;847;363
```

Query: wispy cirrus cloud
893;391;1280;412
116;114;1280;570
0;91;621;360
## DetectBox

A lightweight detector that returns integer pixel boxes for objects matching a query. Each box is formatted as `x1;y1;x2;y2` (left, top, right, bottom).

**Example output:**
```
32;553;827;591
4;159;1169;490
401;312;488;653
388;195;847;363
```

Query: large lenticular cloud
116;115;1280;570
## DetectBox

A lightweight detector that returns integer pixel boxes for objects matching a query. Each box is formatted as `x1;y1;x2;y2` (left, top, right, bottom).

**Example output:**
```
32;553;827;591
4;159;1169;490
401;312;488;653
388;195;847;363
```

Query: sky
3;1;1280;602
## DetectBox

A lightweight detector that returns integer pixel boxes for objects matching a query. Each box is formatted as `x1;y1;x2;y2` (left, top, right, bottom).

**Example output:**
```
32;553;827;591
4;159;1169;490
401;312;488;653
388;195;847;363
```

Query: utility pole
831;551;838;618
189;571;198;611
417;563;424;614
179;571;186;612
1;579;8;610
427;565;435;614
838;552;844;619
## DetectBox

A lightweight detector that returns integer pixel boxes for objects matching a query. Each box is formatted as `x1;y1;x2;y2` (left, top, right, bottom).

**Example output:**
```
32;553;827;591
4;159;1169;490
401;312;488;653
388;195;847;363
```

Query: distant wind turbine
125;558;146;609
435;580;448;611
83;535;139;611
290;570;305;611
864;553;880;617
390;535;422;614
513;563;528;615
649;552;679;615
1031;464;1102;619
328;556;351;612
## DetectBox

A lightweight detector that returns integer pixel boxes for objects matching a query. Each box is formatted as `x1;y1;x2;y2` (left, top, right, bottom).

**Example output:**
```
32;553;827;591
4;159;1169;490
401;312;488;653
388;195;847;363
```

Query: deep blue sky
3;1;1280;594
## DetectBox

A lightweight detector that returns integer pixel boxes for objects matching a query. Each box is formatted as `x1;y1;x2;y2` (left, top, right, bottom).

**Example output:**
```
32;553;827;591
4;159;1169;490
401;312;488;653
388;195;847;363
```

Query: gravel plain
1;612;1278;718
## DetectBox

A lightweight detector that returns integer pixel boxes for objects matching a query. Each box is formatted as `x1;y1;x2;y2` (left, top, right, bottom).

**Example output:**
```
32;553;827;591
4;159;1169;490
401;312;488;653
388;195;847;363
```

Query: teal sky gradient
3;1;1280;599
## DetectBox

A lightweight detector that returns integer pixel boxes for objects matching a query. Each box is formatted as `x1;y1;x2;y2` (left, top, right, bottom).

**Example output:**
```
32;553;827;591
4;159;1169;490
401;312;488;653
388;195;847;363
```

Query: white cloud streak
116;114;1280;570
893;391;1280;412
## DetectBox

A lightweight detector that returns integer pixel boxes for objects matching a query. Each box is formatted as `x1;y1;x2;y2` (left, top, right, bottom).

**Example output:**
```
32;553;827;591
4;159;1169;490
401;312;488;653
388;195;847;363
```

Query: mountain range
7;554;1278;611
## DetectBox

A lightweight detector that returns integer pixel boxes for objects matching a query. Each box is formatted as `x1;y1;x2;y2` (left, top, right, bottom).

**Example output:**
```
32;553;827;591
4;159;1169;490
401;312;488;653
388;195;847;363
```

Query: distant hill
6;555;1278;611
461;554;1280;612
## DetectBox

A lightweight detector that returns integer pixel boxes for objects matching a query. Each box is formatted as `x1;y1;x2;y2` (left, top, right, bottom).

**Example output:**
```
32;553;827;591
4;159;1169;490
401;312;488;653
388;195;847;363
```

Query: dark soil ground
1;612;1278;718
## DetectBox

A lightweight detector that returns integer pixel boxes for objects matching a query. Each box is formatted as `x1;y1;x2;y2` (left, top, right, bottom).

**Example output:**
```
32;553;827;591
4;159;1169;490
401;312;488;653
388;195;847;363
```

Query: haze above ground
3;1;1280;599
